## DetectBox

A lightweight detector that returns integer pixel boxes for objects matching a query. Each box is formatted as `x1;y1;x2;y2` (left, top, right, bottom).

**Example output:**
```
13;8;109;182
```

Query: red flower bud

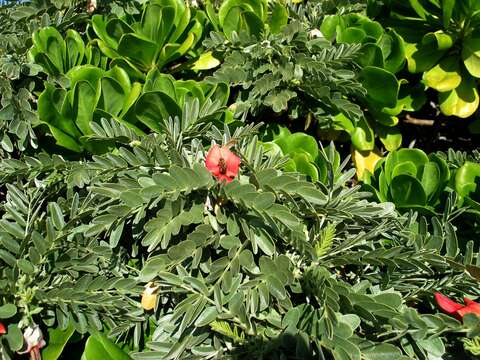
0;322;6;335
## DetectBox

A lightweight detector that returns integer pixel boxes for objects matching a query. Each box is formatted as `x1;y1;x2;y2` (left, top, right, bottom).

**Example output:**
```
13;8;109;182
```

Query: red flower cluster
205;144;240;183
435;292;480;320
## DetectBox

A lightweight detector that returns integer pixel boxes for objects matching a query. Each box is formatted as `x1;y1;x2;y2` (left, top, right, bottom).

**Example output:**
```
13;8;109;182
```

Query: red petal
220;147;240;177
457;302;480;318
217;174;232;183
0;322;5;335
435;292;464;315
464;297;478;305
205;145;221;172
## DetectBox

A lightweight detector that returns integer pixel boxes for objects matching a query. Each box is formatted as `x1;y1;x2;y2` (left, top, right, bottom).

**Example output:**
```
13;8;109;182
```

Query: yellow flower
141;282;159;311
352;148;383;180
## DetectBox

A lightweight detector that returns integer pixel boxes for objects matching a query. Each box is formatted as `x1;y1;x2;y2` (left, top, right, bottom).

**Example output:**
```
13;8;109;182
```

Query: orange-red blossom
435;292;480;320
205;144;240;183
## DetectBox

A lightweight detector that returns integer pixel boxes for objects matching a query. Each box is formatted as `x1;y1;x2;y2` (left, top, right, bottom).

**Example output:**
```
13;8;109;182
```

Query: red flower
435;292;480;320
205;144;240;183
0;322;5;335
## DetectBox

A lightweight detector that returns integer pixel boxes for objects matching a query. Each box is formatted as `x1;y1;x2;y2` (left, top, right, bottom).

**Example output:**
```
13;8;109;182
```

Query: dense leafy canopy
1;0;480;359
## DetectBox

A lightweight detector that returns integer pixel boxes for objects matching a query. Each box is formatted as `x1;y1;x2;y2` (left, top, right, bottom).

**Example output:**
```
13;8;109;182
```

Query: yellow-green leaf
462;35;480;78
423;57;461;92
439;77;479;118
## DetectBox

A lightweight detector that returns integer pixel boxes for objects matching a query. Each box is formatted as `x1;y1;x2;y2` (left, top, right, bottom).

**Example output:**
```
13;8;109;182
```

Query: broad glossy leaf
455;161;480;197
359;43;384;68
135;92;182;132
98;77;126;116
390;175;427;207
72;80;99;135
359;66;399;108
83;334;131;360
423;56;461;92
117;34;158;72
67;65;104;89
274;130;319;159
383;29;405;74
423;31;454;51
168;3;190;43
337;27;367;43
320;15;339;41
418;162;440;198
42;325;75;360
219;0;265;26
191;51;220;71
462;35;480;77
392;161;417;178
405;42;446;73
269;2;288;34
141;4;175;45
351;117;374;151
38;84;82;152
65;29;85;71
376;124;402;151
384;148;429;184
439;77;479;118
408;0;427;19
291;153;319;181
32;26;66;74
442;0;455;28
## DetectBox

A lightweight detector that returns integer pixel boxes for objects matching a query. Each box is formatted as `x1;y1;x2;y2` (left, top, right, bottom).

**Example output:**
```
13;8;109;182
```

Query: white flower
18;325;46;360
309;29;323;38
87;0;97;14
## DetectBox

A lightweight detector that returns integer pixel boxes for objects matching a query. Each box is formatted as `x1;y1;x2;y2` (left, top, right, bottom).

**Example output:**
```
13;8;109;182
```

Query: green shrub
205;0;288;41
89;0;208;79
29;26;107;76
371;0;480;119
34;57;230;153
205;18;369;148
362;148;450;213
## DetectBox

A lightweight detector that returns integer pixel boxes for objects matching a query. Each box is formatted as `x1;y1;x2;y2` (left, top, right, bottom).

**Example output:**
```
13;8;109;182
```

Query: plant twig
403;114;435;126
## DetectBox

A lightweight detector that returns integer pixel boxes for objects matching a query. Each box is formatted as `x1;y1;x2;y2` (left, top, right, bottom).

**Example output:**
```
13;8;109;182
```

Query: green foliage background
1;0;480;359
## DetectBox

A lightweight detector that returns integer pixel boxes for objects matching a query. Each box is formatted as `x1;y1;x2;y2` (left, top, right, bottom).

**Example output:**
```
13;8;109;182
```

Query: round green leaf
422;31;454;51
390;175;427;207
337;27;367;44
0;303;16;319
382;29;406;74
359;44;384;68
291;153;319;181
274;131;319;159
462;35;480;78
439;77;479;118
5;324;23;351
351;117;374;151
377;124;402;151
359;66;399;108
423;57;462;92
269;2;288;34
405;42;446;73
418;162;440;198
82;334;131;360
455;161;480;198
392;161;417;178
320;15;339;41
